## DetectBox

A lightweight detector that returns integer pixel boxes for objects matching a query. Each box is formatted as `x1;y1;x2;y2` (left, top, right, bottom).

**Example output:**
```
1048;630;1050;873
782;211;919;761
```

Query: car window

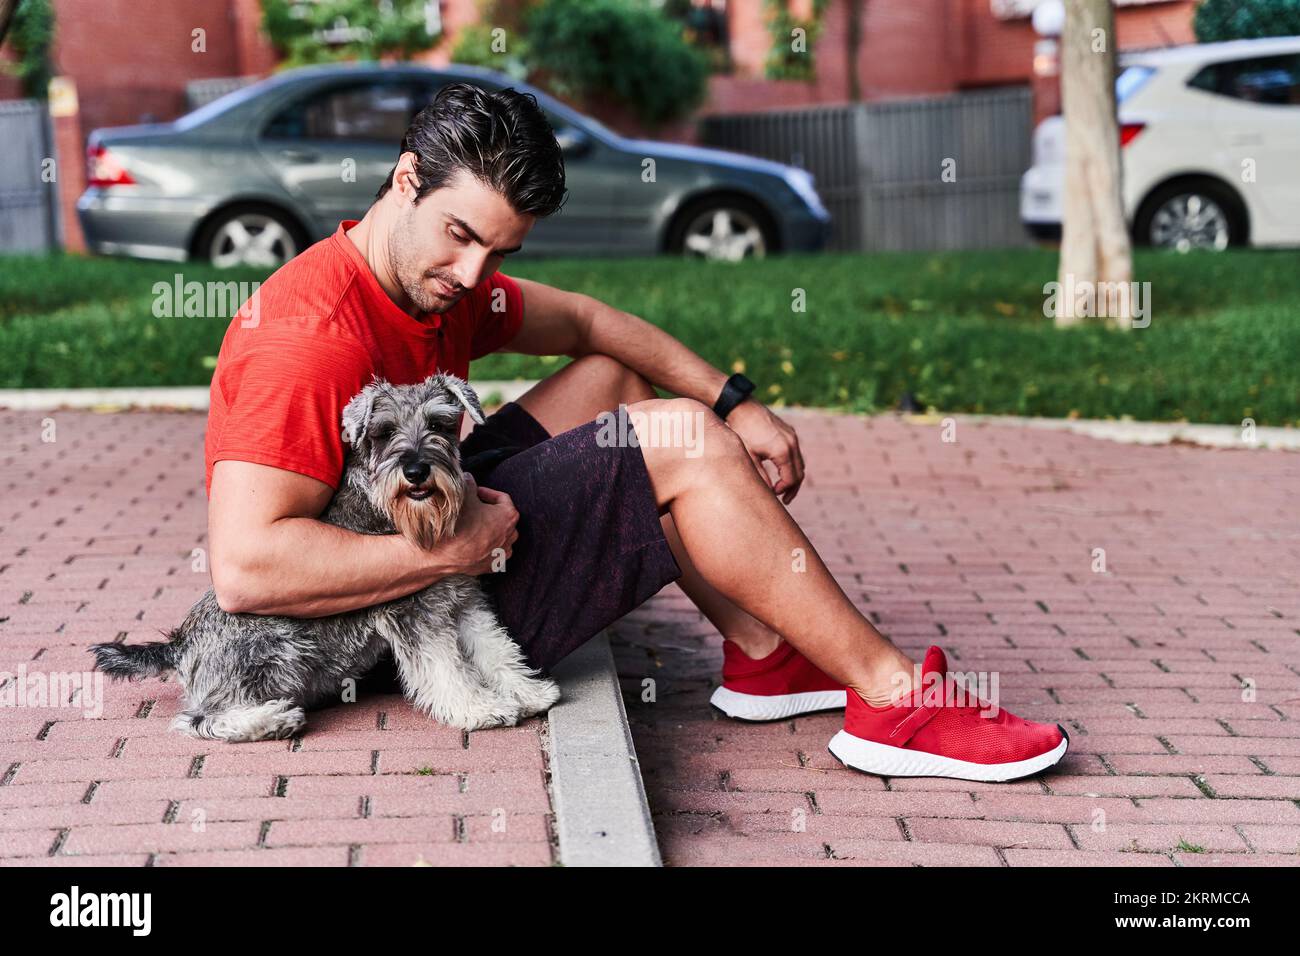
412;77;609;148
1187;54;1300;106
264;82;422;141
1116;66;1155;103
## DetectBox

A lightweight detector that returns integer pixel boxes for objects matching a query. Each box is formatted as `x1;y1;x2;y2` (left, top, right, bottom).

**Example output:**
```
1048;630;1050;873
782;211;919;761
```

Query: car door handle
278;148;319;163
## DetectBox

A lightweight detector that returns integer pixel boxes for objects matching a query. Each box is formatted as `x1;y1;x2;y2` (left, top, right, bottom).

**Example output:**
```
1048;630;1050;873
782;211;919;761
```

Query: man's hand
724;400;807;505
506;275;808;504
446;474;520;575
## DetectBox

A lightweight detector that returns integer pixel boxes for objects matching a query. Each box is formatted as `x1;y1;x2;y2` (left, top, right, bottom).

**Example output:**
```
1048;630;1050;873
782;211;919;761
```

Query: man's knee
623;397;742;476
570;353;655;402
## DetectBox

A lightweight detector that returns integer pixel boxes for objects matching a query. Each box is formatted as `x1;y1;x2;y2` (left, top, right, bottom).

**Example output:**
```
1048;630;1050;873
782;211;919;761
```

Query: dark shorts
449;401;682;675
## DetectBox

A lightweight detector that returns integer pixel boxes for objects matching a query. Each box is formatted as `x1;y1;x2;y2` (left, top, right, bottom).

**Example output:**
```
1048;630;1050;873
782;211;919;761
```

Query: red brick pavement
0;410;554;867
609;411;1300;867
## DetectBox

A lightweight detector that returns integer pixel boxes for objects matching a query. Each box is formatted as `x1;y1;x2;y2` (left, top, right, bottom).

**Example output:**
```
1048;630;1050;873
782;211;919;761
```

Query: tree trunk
0;0;18;49
1056;0;1133;328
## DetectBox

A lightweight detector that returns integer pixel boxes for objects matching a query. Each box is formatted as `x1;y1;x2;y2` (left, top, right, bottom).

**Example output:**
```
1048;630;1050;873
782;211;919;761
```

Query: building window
660;0;732;73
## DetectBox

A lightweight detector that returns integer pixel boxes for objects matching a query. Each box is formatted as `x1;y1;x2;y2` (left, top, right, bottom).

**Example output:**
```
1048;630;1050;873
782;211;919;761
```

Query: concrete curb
545;632;661;867
0;386;214;410
925;413;1300;451
769;407;1298;451
0;380;538;411
5;385;1293;451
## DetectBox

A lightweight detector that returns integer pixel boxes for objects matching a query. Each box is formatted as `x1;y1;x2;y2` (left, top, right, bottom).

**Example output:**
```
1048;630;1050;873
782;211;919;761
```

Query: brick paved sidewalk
610;411;1300;867
0;410;553;867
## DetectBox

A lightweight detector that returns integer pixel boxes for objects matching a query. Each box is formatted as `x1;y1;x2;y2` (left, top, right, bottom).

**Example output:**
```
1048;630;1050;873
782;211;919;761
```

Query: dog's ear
439;373;485;426
341;378;386;447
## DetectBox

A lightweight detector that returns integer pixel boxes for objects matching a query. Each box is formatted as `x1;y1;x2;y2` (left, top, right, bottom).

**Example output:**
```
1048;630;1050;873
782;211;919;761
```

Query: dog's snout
401;458;432;484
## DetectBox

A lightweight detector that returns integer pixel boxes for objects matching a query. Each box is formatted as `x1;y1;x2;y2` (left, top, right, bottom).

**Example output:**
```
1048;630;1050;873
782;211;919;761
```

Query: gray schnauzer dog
90;373;560;741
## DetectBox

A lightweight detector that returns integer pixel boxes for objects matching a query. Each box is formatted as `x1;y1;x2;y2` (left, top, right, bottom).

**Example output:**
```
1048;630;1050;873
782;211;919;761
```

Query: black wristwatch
712;372;756;421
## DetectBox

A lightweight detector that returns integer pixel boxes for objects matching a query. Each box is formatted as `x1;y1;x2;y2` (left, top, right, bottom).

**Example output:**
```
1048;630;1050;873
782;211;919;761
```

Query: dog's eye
371;425;395;443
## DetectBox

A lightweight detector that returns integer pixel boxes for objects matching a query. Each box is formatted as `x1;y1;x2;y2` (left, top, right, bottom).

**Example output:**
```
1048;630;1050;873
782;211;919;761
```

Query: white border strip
0;386;213;410
941;413;1300;451
4;386;1294;451
546;632;661;867
0;381;538;412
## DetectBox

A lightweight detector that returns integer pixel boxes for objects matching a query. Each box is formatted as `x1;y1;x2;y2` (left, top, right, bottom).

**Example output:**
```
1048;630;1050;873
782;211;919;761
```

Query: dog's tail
172;699;306;743
88;632;182;680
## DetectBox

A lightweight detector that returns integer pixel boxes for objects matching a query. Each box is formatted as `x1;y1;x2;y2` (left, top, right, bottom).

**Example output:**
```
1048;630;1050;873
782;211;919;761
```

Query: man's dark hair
376;83;567;218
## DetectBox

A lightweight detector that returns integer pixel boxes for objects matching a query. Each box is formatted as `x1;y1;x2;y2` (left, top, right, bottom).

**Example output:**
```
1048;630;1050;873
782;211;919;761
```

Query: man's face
388;165;535;314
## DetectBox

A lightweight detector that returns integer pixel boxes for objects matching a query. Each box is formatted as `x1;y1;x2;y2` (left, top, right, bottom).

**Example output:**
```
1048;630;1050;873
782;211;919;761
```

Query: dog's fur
89;373;559;741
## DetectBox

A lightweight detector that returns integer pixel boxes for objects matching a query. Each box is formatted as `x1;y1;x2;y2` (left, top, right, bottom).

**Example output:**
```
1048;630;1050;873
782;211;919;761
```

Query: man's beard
389;207;462;314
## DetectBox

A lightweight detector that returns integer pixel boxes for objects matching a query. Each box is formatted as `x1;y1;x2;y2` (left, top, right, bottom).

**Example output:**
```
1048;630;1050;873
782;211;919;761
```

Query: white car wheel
681;206;768;261
1148;193;1231;252
207;212;299;268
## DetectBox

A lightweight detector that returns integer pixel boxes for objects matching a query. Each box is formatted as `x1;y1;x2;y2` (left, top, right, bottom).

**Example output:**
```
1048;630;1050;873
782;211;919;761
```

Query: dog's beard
378;466;465;551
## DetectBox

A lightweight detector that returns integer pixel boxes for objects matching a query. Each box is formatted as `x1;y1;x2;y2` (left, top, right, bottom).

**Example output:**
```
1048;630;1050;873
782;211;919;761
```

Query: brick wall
0;0;1203;132
0;0;1201;247
48;0;260;133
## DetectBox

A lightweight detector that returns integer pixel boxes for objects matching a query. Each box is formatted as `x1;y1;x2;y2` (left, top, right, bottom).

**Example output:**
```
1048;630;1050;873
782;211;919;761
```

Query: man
205;84;1068;782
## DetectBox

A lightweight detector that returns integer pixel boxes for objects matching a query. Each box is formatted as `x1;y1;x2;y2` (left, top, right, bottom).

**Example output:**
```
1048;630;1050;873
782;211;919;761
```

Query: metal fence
699;87;1033;252
0;100;60;255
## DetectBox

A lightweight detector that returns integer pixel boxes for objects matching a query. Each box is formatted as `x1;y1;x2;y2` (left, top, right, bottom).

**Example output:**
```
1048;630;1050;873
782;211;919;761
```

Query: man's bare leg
630;397;914;703
508;355;784;659
498;355;915;703
656;515;784;659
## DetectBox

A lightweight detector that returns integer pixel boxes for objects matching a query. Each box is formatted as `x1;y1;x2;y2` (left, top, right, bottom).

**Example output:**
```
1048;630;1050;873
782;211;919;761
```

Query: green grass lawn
1;247;1297;426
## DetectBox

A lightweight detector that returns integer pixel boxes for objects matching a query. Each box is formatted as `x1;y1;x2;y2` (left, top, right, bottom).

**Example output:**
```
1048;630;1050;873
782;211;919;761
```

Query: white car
1021;36;1300;250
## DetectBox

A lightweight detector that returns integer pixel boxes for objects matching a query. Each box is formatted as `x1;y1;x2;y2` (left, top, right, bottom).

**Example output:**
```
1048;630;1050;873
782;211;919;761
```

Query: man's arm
508;277;727;406
506;276;807;502
208;460;516;617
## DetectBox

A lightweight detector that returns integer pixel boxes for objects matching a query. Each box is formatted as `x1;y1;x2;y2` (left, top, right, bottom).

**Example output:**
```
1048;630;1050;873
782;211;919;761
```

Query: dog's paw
451;698;522;731
509;677;561;718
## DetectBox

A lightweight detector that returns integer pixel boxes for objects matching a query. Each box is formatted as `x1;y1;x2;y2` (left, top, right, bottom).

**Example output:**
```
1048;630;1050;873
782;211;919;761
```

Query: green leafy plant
451;0;537;79
1194;0;1300;42
8;0;55;99
260;0;440;67
451;23;529;79
525;0;708;126
764;0;829;82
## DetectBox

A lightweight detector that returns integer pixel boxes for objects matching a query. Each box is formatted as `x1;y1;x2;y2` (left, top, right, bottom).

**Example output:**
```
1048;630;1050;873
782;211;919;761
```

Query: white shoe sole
827;726;1070;782
710;686;847;721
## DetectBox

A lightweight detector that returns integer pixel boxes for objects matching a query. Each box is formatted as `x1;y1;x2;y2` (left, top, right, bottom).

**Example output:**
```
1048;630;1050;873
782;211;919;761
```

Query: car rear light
1119;122;1146;147
86;144;136;187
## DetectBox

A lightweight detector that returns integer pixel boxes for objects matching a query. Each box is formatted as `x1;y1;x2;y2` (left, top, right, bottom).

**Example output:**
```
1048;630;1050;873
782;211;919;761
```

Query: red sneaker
710;640;846;721
828;645;1069;782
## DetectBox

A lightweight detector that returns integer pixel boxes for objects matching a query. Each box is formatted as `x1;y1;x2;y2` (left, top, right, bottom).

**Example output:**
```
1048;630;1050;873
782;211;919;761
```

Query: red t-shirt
204;220;524;498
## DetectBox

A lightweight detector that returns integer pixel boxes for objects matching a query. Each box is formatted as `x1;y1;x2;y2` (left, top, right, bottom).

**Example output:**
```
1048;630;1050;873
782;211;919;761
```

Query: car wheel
197;206;304;268
1134;180;1247;252
668;197;776;261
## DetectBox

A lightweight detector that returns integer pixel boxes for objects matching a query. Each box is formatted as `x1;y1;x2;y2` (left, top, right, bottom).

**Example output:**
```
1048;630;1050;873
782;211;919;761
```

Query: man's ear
440;373;485;426
342;378;386;446
394;151;422;203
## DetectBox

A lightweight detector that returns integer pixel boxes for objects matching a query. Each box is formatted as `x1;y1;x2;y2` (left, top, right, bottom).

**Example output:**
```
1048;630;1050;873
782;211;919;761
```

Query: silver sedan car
78;63;831;265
